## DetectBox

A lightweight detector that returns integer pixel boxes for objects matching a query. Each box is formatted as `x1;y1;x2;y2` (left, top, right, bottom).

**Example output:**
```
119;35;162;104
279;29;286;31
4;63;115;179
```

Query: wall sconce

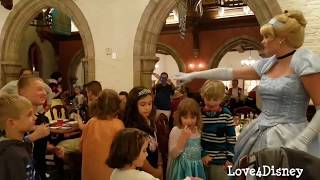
241;59;256;66
188;62;205;71
189;63;195;69
240;50;255;66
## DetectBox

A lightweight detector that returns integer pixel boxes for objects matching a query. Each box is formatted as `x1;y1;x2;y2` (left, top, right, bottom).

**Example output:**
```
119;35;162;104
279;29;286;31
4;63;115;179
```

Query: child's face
181;113;197;128
137;95;153;120
75;87;81;94
204;97;222;112
20;80;47;106
132;139;149;168
119;95;127;104
13;108;36;133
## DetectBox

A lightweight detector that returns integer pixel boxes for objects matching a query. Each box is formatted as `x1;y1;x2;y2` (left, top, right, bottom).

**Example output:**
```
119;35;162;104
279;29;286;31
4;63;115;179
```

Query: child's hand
35;124;50;137
155;166;163;178
180;126;192;141
202;155;213;166
184;177;203;180
54;146;64;159
28;124;50;142
224;160;233;172
74;113;85;130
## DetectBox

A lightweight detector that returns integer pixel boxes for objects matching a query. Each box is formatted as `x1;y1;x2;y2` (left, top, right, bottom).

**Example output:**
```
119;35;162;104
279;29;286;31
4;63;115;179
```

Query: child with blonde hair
0;93;36;179
200;80;236;180
166;98;206;180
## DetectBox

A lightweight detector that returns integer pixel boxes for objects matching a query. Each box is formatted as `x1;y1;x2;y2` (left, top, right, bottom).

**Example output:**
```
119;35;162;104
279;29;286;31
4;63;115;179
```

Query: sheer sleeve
168;127;182;159
291;49;320;76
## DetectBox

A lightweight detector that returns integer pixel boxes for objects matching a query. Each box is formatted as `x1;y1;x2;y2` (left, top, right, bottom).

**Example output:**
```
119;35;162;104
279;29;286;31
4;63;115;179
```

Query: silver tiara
268;18;284;29
138;89;151;97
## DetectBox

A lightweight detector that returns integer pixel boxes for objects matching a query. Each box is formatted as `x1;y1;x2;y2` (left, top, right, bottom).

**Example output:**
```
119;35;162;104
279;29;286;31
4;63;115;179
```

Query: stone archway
0;0;95;86
208;36;262;69
67;48;85;91
157;42;186;72
133;0;281;88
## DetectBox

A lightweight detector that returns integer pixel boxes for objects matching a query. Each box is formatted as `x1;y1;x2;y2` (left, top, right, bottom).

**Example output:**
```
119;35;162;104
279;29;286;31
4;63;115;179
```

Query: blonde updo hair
260;10;307;48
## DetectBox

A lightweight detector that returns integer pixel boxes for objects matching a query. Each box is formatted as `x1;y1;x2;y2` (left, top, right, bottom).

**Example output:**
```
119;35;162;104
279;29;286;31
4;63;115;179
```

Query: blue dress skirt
233;49;320;169
167;138;206;180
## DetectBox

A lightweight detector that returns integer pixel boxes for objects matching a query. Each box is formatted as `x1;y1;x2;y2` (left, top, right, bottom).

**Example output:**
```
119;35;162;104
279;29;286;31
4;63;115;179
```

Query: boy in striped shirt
200;80;236;180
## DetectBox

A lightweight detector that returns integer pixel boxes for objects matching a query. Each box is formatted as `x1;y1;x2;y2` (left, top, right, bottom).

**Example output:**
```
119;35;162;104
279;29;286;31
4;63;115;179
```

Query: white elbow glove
175;68;233;86
286;108;320;151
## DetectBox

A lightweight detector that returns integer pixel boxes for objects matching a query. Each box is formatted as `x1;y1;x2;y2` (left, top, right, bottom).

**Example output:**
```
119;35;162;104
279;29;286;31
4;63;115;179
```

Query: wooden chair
155;113;170;179
233;106;258;116
50;105;67;120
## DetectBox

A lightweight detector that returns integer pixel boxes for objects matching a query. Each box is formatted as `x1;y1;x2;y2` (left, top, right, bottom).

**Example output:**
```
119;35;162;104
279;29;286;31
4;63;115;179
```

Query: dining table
49;119;81;138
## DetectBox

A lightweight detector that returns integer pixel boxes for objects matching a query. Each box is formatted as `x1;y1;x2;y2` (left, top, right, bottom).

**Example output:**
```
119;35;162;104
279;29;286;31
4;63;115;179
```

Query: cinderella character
175;9;320;169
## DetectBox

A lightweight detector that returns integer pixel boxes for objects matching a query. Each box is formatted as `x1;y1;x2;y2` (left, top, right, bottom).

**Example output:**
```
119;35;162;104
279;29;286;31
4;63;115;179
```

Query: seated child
106;128;159;180
0;93;36;179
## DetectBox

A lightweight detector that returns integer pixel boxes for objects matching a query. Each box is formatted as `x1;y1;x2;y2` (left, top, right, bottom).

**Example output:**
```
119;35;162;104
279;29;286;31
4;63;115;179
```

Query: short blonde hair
0;93;32;129
17;75;43;93
200;80;225;101
260;10;307;48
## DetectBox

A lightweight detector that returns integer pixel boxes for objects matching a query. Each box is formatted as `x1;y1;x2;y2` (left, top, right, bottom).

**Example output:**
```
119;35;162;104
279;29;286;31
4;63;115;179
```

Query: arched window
28;42;42;76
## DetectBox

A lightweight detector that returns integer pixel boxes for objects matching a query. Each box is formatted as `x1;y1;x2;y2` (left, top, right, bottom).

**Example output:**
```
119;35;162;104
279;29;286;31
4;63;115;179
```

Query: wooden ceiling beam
161;15;258;33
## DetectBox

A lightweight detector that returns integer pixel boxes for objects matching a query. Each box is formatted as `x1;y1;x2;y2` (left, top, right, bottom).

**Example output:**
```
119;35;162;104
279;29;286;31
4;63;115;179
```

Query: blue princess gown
167;127;206;180
233;48;320;168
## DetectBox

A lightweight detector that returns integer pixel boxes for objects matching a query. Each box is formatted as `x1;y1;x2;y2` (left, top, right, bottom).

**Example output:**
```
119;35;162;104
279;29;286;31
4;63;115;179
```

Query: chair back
155;113;170;178
50;105;67;120
233;106;257;115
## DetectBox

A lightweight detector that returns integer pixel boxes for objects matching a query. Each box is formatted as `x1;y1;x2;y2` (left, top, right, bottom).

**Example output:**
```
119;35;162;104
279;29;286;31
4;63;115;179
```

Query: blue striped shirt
201;107;236;165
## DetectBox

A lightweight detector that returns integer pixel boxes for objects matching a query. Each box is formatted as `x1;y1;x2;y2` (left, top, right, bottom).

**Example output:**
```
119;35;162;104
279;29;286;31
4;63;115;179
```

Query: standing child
200;80;236;180
166;98;206;180
81;89;124;180
0;93;36;179
107;128;159;180
73;85;85;108
124;87;163;179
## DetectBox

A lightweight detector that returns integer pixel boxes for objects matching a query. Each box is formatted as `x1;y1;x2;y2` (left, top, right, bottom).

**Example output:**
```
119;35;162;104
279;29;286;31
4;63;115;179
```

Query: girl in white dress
106;128;160;180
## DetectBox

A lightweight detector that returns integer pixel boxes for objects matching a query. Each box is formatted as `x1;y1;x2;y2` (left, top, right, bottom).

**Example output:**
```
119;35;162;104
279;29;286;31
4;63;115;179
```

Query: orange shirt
80;117;124;180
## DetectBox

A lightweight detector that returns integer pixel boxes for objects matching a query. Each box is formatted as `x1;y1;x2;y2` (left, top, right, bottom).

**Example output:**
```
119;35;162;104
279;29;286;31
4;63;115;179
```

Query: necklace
276;50;296;60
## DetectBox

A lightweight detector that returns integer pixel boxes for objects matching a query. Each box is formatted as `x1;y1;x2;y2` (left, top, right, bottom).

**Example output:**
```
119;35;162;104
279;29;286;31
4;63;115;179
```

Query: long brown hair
124;86;155;134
